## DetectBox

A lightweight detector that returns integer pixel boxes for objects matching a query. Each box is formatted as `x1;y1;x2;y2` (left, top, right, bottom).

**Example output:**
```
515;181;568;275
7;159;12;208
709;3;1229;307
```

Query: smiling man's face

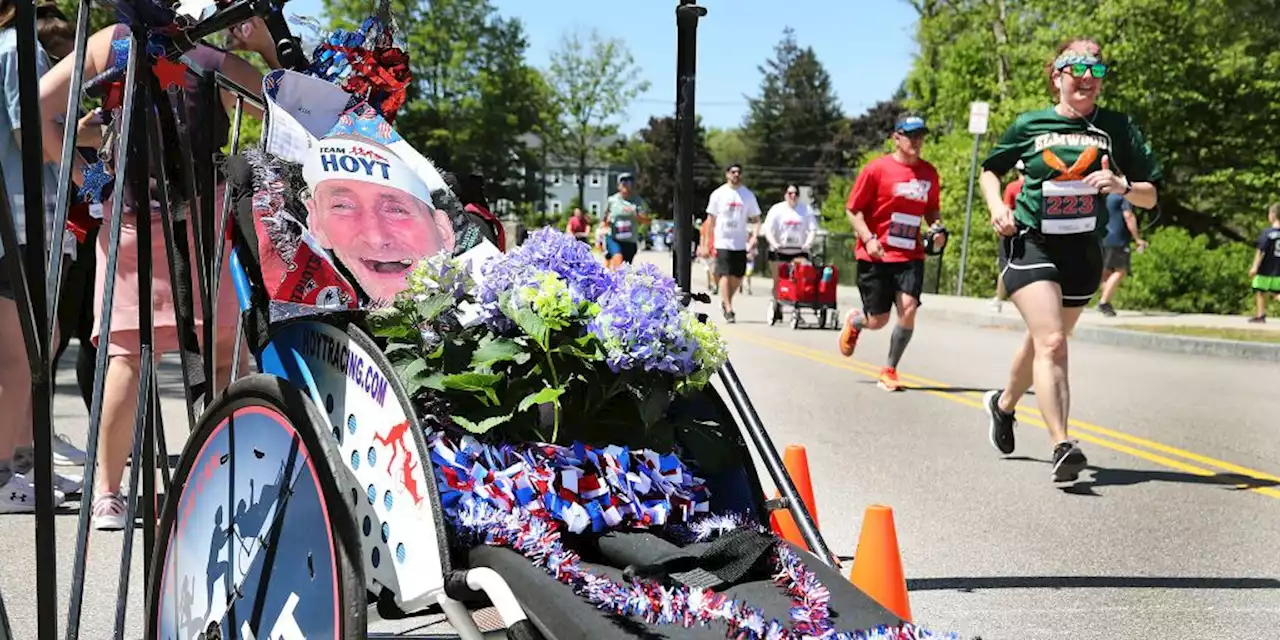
308;178;450;301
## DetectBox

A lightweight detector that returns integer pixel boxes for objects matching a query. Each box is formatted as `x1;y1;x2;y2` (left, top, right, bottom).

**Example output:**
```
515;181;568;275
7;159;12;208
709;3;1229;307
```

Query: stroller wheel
768;300;780;326
818;308;828;329
790;312;801;330
829;308;840;330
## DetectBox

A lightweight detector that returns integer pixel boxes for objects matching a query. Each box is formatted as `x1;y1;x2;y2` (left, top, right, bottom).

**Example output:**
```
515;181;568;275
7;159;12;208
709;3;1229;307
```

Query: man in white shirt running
700;164;761;322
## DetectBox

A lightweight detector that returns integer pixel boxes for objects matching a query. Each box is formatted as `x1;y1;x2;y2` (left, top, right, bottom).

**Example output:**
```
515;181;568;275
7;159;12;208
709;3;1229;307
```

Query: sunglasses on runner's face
1059;62;1108;79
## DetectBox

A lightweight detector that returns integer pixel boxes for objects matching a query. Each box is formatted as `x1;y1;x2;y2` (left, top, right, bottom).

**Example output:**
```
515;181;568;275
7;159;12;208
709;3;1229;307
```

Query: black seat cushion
467;537;902;640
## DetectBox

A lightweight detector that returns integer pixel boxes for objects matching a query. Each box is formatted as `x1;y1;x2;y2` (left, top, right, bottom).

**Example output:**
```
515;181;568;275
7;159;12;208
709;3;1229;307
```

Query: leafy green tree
543;28;650;207
323;0;551;204
706;127;747;169
741;27;844;201
632;116;718;219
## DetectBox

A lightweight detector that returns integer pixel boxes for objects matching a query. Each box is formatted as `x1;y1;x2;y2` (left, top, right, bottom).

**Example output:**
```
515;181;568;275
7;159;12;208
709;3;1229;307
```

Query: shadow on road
1002;456;1280;495
907;575;1280;592
854;380;1035;396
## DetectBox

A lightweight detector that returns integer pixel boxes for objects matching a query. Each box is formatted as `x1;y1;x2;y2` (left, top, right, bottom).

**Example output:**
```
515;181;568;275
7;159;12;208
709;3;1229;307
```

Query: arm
1123;208;1145;249
761;204;780;248
1250;249;1263;278
39;27;114;181
215;52;266;119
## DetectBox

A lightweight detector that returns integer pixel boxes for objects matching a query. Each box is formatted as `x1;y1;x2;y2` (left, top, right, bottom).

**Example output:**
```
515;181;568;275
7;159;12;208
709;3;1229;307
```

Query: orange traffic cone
769;445;818;549
848;504;912;623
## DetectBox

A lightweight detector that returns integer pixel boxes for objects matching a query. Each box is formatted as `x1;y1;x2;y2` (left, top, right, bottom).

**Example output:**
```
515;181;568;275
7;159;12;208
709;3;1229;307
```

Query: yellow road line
726;329;1280;500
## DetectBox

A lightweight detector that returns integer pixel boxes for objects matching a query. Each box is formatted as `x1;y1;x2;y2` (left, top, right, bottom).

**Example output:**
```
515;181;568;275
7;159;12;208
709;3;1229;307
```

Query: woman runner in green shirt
976;38;1162;483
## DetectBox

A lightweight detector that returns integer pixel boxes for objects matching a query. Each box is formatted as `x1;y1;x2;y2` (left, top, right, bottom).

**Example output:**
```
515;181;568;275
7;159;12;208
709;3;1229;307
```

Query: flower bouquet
368;227;729;452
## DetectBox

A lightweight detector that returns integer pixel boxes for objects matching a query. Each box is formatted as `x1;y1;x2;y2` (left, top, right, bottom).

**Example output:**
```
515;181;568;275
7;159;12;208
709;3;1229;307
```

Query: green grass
1115;324;1280;344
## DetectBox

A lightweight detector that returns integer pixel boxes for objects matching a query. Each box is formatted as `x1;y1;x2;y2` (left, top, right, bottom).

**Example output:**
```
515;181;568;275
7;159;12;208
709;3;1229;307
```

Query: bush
1113;226;1258;315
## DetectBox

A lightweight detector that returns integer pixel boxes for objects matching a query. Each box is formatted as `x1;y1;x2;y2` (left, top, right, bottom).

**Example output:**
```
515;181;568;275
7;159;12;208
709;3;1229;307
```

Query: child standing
1248;203;1280;323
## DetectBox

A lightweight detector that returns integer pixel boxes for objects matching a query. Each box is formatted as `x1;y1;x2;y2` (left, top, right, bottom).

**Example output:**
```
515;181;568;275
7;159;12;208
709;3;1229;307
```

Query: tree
632;116;718;219
706;127;748;170
323;0;551;204
544;28;650;206
741;27;845;202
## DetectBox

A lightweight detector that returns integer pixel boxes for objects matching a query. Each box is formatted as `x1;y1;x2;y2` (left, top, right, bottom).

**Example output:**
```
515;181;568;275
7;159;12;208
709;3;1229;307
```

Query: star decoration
78;161;113;204
151;56;188;90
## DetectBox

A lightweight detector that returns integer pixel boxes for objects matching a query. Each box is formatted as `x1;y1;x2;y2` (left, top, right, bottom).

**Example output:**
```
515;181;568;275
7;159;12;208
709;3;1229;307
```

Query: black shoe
722;304;736;323
1248;315;1266;324
1051;441;1088;482
1098;302;1116;317
983;390;1016;455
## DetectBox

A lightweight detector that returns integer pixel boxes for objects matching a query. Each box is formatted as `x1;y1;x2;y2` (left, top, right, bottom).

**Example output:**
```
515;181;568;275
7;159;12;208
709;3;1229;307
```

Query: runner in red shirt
838;115;945;391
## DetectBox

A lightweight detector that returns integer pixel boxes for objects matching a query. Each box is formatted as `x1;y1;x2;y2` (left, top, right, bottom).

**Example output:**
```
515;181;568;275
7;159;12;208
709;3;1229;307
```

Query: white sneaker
0;475;66;514
92;492;128;530
52;434;87;466
17;470;83;497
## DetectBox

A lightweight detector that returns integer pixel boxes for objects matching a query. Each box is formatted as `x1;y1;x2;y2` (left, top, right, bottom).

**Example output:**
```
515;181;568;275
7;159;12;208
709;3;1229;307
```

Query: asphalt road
3;249;1278;640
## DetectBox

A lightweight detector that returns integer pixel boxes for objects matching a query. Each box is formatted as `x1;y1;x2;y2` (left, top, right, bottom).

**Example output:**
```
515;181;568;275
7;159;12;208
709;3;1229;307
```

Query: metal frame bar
671;0;836;567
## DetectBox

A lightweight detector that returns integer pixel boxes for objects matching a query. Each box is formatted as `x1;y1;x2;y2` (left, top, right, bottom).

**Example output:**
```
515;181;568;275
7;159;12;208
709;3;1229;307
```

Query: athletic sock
850;311;867;331
887;326;914;369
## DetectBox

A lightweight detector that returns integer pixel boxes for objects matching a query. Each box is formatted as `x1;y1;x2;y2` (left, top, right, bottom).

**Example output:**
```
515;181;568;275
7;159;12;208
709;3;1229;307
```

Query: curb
914;305;1280;364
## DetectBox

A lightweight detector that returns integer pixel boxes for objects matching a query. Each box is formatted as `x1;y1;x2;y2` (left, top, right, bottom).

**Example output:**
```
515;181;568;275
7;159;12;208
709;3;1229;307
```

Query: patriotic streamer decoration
429;431;962;639
304;12;411;122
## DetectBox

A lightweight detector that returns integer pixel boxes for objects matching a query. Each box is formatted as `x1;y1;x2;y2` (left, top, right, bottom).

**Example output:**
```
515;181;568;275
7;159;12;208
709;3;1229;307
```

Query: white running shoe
0;475;67;514
17;469;83;497
52;433;87;466
92;492;129;531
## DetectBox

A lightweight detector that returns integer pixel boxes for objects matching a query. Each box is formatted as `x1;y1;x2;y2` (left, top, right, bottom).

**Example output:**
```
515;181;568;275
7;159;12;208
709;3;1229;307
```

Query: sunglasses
1059;62;1108;79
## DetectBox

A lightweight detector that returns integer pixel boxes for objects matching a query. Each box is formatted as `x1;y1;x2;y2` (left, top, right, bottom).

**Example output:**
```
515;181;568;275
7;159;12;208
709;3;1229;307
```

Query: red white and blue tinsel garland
428;431;961;639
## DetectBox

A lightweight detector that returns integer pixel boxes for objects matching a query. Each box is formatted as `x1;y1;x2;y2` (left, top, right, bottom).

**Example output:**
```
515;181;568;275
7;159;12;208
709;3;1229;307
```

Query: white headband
302;138;434;210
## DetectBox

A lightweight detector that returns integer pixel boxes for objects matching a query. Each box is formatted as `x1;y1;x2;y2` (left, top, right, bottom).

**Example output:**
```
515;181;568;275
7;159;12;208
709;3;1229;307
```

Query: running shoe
838;310;863;357
722;303;736;324
0;475;66;514
53;433;87;466
1051;441;1088;482
17;469;83;497
983;389;1016;455
92;492;129;531
877;367;902;392
1097;302;1117;317
1248;315;1266;324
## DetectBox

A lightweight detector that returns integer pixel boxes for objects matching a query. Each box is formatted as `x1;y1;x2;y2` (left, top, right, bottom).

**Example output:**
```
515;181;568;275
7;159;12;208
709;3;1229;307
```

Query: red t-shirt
846;155;941;262
1003;178;1024;208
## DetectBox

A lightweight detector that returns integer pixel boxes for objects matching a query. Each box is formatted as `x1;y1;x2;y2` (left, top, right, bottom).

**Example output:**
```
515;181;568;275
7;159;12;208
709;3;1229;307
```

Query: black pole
13;0;57;636
672;0;705;296
718;360;836;567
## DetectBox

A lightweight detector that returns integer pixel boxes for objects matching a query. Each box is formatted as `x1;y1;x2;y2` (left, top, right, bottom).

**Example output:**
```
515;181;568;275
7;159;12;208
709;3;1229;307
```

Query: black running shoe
1051;441;1088;482
983;389;1016;455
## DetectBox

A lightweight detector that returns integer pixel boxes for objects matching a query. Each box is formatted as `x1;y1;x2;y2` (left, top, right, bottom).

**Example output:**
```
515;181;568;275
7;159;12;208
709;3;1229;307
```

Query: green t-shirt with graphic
982;106;1163;236
604;193;648;243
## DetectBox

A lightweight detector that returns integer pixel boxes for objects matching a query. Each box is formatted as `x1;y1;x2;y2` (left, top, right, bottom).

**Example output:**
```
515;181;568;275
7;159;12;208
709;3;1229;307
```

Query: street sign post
955;101;989;296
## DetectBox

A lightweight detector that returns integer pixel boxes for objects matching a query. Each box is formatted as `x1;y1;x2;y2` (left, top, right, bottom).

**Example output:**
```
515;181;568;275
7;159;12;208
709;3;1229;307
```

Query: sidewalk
637;252;1280;363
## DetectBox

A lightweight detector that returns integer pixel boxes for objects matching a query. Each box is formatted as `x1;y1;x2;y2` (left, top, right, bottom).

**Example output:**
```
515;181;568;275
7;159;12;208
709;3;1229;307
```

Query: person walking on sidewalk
837;115;945;392
1247;203;1280;323
701;164;761;322
977;38;1163;483
1096;193;1147;317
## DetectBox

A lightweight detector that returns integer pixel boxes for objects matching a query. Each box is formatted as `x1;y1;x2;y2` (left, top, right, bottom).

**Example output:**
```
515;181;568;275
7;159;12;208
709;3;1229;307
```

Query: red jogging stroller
767;251;840;330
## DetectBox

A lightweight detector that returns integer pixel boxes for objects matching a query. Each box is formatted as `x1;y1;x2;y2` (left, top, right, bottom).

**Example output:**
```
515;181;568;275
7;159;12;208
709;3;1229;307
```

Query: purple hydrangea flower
588;262;697;375
476;227;613;331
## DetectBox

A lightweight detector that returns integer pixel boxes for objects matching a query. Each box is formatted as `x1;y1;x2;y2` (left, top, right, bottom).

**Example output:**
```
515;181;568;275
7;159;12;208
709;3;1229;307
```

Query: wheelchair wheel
146;374;366;640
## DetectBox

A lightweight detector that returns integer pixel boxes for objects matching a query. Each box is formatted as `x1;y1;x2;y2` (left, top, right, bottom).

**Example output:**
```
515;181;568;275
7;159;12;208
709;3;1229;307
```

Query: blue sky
285;0;920;134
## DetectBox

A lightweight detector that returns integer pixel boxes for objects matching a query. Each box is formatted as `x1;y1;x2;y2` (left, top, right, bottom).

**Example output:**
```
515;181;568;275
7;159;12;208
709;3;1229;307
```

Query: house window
496;199;511;213
589;172;602;187
589;201;601;216
551;172;561;186
551;200;562;215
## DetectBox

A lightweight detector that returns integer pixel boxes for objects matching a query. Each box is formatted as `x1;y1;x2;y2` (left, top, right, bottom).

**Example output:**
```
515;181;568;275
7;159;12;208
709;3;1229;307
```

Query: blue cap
895;115;928;134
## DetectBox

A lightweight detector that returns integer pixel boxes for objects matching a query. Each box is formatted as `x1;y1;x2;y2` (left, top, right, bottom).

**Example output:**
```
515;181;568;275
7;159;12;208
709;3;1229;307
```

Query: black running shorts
1000;228;1103;308
715;249;748;278
856;260;924;316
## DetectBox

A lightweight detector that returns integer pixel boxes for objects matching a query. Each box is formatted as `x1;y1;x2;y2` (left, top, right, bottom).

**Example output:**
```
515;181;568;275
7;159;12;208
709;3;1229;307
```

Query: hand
930;224;948;250
75;109;104;149
1249;267;1258;278
990;205;1016;237
864;236;886;260
227;18;273;55
1136;238;1149;253
1083;155;1128;194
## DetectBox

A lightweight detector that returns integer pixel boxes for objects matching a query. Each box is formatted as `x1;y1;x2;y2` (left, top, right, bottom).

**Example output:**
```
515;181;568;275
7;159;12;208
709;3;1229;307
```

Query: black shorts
770;249;809;263
716;249;748;278
0;245;27;300
856;260;924;316
1001;228;1103;308
1102;245;1131;272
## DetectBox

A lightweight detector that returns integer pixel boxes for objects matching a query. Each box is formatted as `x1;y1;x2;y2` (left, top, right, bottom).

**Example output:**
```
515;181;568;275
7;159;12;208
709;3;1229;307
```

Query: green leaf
415;293;457;323
513;307;550;350
440;371;504;406
471;337;525;367
518;386;566;413
452;412;514;434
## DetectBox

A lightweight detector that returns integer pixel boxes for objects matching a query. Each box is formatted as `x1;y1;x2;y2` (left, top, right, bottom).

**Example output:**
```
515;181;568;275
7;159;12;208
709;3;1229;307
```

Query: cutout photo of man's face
307;177;454;301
